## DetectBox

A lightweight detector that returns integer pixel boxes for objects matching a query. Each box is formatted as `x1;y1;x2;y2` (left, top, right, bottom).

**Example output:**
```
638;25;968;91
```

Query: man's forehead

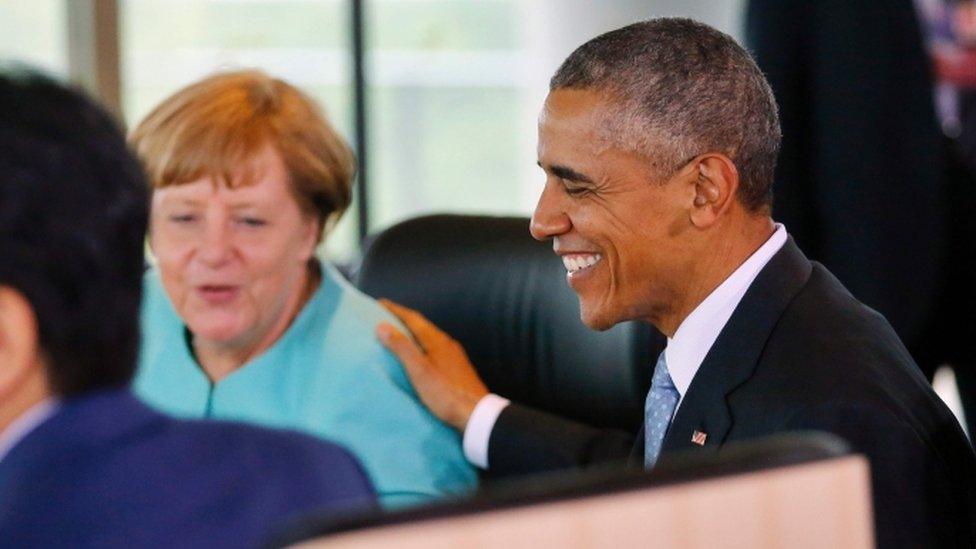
541;88;613;124
538;89;625;157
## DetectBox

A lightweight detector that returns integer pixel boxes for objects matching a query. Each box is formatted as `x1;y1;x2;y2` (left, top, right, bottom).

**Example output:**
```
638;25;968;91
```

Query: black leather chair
355;214;665;433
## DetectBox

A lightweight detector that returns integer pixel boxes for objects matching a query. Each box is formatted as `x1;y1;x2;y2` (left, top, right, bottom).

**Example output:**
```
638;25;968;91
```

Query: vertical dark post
351;0;370;242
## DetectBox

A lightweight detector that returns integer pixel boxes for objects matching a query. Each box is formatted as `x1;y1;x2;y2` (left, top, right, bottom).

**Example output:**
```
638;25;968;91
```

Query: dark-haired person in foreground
376;18;976;547
0;69;375;548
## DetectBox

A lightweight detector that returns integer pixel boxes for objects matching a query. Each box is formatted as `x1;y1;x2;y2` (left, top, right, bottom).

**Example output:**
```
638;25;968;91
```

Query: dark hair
0;67;149;396
550;18;781;211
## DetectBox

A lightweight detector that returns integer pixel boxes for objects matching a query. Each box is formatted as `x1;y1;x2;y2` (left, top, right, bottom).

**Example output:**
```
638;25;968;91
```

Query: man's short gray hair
551;18;781;211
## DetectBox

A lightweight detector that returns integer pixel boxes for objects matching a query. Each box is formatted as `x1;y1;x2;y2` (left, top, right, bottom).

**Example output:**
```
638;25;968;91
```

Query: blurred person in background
917;0;976;438
130;70;476;507
0;67;375;548
746;0;976;438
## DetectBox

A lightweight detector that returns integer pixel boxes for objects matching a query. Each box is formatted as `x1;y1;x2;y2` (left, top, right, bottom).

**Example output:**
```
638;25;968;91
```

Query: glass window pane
366;0;533;233
121;0;358;260
0;0;67;76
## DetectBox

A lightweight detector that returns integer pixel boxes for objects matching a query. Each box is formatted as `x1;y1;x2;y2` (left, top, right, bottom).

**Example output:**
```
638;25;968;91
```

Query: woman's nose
198;219;233;267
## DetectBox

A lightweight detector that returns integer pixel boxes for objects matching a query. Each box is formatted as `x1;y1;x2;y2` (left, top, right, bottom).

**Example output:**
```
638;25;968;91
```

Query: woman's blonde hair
129;70;354;235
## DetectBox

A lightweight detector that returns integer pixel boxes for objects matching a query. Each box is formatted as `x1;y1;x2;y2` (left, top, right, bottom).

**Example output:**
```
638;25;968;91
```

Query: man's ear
689;153;740;228
0;287;42;398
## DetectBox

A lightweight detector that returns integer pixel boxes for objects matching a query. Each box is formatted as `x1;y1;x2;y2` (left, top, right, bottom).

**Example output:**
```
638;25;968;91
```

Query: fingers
378;299;446;344
376;322;429;376
379;299;425;327
376;307;484;431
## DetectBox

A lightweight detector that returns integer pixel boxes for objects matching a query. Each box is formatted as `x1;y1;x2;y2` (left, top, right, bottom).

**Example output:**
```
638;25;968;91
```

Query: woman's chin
187;321;248;347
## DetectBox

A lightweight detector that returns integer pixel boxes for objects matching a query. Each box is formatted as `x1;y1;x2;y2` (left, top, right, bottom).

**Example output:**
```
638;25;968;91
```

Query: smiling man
377;17;976;548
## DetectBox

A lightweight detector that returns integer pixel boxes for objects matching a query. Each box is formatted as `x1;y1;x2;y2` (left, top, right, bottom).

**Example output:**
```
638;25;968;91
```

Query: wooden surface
298;456;874;549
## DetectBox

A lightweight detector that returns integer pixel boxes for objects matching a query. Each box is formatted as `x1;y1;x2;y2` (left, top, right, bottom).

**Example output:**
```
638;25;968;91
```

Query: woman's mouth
196;285;240;305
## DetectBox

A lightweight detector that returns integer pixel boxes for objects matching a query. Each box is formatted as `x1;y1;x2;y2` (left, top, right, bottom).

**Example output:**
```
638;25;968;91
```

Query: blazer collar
660;236;812;455
0;388;162;477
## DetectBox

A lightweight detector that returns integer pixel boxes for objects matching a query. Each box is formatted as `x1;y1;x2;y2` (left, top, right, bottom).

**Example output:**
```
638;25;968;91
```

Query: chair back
355;214;664;431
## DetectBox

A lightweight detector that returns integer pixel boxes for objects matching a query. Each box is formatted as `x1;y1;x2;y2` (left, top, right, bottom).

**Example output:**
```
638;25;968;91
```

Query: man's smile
561;253;603;275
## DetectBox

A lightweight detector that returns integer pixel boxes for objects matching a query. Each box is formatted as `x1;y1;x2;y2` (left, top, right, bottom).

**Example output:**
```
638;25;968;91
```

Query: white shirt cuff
462;393;510;469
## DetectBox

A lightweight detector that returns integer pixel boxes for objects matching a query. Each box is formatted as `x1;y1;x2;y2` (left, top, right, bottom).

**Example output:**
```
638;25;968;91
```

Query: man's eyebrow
538;162;594;184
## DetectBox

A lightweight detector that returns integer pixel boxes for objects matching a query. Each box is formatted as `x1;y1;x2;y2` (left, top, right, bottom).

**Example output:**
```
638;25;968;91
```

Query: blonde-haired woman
132;70;475;507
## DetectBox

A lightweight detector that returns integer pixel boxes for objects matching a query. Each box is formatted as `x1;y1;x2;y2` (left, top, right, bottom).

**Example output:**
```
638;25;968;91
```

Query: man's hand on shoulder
376;300;489;431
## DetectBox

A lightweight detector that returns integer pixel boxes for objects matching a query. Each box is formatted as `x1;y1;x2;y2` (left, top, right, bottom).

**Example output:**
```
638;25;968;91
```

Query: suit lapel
661;237;813;455
630;424;645;464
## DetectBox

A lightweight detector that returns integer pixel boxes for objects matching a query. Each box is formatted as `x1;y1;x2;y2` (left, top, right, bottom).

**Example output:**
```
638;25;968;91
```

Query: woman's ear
689;153;739;228
303;214;324;260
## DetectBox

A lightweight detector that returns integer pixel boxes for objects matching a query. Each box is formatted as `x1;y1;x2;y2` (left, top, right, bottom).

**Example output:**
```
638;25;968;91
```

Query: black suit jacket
489;237;976;548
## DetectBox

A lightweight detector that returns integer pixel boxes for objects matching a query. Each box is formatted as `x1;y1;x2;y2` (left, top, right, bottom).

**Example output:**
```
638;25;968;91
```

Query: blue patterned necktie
644;350;679;468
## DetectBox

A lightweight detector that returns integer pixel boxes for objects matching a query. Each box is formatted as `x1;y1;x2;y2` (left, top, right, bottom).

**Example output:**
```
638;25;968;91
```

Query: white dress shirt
462;224;788;469
0;398;59;464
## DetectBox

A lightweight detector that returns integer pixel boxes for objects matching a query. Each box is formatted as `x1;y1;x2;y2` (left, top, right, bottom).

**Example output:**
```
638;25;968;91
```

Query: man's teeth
562;254;603;273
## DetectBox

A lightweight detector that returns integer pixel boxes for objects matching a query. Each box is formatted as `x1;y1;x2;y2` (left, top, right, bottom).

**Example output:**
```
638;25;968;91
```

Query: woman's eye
168;214;196;223
237;217;267;227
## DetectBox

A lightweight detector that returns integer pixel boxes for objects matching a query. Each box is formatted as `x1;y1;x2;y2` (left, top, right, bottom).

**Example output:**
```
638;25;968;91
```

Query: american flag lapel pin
691;430;707;446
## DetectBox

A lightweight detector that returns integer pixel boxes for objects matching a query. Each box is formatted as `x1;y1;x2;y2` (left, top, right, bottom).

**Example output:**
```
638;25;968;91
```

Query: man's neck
657;217;776;337
0;395;58;464
0;367;51;436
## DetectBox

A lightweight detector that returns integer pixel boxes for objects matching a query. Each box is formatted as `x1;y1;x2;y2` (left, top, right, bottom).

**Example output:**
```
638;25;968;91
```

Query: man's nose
529;181;572;241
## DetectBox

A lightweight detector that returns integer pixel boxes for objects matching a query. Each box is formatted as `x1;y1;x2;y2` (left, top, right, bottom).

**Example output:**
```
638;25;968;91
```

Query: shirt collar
0;398;60;464
665;224;788;403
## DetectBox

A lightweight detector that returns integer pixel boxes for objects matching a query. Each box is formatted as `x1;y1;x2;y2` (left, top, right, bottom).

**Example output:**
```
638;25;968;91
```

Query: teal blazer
135;262;476;507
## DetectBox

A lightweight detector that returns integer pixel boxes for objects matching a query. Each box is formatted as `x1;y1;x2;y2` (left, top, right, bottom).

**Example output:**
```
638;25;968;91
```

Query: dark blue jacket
0;389;376;548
